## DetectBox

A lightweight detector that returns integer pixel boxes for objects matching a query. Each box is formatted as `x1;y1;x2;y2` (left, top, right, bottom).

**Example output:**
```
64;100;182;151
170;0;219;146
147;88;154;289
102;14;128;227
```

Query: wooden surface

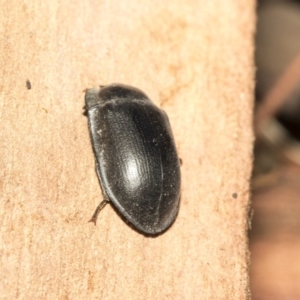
0;1;255;299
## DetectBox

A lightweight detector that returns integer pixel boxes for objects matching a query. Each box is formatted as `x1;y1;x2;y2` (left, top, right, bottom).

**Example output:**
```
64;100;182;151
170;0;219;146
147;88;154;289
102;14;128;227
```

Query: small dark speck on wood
26;79;31;90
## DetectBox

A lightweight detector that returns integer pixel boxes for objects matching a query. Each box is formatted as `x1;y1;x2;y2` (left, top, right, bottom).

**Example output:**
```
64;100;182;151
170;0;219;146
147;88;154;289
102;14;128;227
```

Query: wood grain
0;1;255;299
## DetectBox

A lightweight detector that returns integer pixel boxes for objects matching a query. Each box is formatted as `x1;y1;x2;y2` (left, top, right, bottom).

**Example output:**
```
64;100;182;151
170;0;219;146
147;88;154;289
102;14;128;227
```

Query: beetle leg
89;199;109;225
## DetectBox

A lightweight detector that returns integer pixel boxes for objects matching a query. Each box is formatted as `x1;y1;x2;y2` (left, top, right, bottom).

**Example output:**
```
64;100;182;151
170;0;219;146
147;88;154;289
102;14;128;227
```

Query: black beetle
85;83;181;235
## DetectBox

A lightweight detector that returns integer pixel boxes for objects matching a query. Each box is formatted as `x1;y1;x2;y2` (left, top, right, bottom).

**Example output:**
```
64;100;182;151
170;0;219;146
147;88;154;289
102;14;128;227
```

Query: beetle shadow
82;105;88;116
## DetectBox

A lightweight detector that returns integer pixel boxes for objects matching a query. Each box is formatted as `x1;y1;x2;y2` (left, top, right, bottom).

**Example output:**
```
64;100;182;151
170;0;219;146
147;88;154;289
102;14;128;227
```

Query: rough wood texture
0;1;255;299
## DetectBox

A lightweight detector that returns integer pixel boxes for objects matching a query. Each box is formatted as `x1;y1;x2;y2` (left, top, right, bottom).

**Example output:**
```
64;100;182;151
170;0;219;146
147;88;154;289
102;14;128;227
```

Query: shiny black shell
85;83;181;235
